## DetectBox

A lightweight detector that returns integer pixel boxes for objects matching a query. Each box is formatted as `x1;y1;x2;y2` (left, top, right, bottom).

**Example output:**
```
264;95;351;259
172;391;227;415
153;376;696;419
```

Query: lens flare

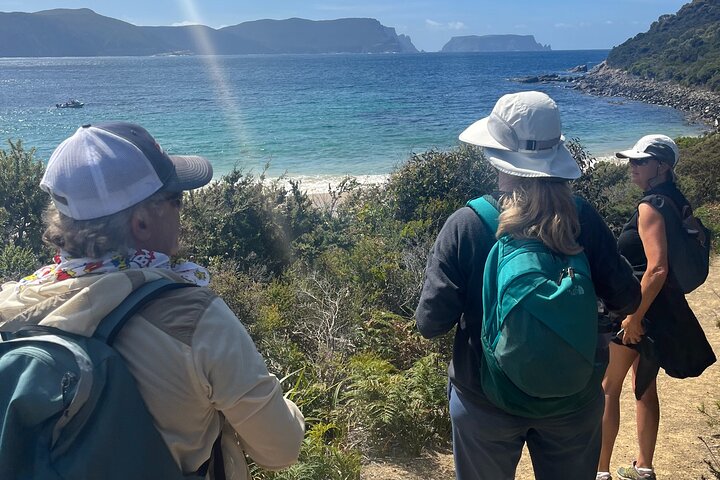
178;0;248;163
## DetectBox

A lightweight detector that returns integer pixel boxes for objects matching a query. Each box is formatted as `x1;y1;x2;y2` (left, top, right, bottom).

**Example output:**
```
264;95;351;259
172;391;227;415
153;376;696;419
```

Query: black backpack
641;194;711;293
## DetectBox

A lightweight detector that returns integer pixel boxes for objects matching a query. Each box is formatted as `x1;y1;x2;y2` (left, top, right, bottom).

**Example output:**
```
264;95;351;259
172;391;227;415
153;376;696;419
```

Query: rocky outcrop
513;74;580;84
572;61;720;129
441;34;550;52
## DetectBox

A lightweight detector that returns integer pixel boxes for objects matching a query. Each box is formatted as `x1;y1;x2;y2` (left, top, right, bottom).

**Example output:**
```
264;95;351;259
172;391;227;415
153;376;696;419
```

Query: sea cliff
0;9;418;56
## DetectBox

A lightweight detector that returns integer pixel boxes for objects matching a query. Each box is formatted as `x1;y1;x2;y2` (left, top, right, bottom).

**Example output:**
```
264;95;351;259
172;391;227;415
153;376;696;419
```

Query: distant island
0;8;418;56
441;34;551;53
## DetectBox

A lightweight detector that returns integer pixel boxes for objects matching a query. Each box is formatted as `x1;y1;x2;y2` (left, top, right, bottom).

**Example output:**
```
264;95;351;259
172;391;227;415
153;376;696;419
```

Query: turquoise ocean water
0;51;706;192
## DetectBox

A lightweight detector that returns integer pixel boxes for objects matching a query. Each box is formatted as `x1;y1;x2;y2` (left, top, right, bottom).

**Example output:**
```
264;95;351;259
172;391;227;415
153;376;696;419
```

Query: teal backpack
467;196;601;418
0;278;222;479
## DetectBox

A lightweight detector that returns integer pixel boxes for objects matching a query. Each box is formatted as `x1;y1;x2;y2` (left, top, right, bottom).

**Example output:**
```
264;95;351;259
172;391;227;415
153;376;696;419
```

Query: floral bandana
18;249;210;288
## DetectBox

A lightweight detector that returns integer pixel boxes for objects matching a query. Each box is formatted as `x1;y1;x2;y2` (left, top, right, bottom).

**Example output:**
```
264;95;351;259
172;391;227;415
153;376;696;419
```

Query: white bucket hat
459;91;581;179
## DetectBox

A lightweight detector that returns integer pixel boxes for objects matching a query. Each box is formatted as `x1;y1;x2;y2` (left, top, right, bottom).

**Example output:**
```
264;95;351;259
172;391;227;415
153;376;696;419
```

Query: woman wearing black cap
598;135;715;480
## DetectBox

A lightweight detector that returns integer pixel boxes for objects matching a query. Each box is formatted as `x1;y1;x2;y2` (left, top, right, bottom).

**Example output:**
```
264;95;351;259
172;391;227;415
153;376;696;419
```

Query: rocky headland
572;61;720;131
513;61;720;131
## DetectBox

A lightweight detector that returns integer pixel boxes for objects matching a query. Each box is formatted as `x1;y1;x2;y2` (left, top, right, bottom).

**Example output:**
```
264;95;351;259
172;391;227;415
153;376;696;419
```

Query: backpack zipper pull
61;372;77;411
557;267;575;285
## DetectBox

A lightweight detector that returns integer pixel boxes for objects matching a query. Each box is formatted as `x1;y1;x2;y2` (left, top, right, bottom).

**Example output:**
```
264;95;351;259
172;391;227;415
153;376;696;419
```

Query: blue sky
1;0;689;52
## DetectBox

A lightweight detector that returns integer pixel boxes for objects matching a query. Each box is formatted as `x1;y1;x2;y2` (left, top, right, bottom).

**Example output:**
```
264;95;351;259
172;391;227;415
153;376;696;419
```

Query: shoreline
571;61;720;131
290;62;720;197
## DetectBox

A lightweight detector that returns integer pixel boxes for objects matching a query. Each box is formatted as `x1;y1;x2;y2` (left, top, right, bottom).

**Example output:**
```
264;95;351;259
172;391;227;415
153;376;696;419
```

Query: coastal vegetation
2;132;719;479
607;0;720;91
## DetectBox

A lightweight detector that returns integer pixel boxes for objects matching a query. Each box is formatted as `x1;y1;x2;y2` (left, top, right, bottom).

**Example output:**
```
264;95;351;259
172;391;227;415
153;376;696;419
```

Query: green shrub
290;178;360;264
181;169;293;274
360;310;437;370
676;133;720;206
251;423;361;480
342;353;450;456
695;202;720;254
0;244;40;283
385;146;496;238
0;140;51;263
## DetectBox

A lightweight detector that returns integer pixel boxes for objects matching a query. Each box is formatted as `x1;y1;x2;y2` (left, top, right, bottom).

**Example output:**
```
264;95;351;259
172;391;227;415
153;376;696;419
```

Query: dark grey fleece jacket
415;193;642;405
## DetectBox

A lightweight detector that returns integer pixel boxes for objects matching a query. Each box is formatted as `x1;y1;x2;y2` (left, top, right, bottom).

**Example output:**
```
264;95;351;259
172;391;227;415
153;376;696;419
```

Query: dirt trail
362;258;720;480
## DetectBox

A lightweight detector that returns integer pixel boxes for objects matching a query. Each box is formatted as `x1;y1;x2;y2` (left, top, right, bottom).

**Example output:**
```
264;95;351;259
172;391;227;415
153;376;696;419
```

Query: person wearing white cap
416;91;641;480
598;135;715;480
0;122;305;479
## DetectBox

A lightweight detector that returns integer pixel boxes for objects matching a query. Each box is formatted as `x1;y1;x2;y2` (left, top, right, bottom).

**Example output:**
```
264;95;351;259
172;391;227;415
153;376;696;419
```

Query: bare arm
621;202;668;344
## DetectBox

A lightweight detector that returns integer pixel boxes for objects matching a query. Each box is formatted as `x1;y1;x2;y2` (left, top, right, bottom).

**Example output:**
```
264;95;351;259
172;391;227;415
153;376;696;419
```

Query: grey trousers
449;386;604;480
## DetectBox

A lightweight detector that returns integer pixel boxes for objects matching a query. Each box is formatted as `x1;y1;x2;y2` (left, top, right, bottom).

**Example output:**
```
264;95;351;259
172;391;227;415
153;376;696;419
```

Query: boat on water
56;99;84;108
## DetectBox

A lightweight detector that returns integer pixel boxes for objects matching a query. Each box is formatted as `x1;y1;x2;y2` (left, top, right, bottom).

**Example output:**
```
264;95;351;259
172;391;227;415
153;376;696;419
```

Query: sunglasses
628;157;653;167
154;192;183;209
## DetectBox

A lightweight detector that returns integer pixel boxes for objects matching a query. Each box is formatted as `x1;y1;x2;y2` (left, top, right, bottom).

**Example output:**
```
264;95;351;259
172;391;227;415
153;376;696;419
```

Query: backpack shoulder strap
467;195;500;234
640;193;684;220
93;277;221;478
94;278;195;345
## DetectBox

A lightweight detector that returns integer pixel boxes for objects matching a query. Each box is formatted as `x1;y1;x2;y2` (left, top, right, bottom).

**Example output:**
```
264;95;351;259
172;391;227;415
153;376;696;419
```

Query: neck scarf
18;249;210;288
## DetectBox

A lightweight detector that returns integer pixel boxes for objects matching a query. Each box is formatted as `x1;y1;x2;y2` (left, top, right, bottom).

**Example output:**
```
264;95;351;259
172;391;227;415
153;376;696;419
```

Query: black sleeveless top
616;181;715;381
617;181;690;274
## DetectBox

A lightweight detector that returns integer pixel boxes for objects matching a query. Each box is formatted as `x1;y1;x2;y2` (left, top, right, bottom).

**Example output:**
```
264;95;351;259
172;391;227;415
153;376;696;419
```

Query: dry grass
362;258;720;480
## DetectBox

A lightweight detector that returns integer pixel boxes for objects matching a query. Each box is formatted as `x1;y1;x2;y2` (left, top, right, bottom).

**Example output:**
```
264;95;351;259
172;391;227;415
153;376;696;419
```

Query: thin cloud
426;19;466;30
172;20;202;27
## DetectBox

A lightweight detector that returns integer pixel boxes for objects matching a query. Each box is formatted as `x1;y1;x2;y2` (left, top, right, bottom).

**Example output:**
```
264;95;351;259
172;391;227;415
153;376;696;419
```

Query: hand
620;317;645;345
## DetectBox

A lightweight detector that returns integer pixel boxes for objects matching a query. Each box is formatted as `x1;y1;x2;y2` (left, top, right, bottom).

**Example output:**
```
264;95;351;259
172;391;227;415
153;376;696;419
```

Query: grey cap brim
164;155;214;192
615;150;653;160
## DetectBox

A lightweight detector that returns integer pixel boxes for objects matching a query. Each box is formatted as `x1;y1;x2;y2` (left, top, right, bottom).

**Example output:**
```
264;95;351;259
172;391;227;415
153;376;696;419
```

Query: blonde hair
496;177;582;255
42;190;179;258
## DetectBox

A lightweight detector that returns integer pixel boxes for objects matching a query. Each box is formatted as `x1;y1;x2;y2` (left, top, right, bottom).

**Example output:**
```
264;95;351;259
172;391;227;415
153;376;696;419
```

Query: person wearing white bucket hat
458;90;581;180
598;135;715;480
416;91;641;480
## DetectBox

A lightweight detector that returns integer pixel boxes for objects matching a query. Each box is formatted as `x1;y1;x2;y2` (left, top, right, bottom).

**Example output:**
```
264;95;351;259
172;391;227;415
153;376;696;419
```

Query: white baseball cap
41;122;213;220
459;91;581;180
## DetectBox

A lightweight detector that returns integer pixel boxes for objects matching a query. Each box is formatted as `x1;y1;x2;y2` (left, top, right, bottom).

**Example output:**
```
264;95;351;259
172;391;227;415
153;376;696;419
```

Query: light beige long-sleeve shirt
0;268;305;479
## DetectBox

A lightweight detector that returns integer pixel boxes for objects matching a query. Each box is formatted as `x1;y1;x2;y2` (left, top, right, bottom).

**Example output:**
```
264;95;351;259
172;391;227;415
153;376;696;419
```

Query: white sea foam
268;174;390;194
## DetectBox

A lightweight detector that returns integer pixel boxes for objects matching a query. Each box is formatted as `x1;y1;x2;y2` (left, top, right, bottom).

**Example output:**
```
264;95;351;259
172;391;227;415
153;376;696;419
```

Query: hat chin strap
647;164;670;188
